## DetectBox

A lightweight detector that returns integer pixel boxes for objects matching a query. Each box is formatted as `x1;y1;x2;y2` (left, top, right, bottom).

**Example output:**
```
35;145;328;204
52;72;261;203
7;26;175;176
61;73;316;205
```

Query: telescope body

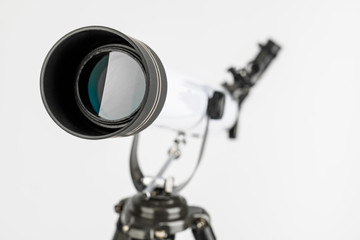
154;68;238;132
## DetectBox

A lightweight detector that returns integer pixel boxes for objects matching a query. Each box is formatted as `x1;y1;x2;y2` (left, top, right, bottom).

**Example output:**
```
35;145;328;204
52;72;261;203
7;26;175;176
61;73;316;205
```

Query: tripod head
114;130;215;240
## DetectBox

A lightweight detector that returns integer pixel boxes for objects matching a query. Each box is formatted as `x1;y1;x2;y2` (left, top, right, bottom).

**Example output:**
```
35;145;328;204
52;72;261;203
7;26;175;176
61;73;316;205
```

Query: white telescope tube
153;68;238;133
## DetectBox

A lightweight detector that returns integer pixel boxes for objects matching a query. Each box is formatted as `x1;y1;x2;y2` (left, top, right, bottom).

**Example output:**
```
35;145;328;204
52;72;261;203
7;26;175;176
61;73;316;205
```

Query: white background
1;0;360;239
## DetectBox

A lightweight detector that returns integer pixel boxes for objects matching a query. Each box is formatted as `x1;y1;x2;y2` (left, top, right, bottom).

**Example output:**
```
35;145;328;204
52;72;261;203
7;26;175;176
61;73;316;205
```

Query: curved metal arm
129;117;210;193
130;134;146;192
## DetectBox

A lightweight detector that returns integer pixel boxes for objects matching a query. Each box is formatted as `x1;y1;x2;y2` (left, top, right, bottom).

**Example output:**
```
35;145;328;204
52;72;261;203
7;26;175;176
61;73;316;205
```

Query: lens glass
87;50;146;121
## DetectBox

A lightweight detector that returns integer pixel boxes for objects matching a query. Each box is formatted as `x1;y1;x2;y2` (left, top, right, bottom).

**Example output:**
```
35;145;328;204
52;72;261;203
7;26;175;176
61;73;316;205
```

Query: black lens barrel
40;26;167;139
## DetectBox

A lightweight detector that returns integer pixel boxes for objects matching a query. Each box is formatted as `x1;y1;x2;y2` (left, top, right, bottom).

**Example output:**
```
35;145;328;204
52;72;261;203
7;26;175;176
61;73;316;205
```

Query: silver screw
122;225;130;233
154;230;168;239
195;218;207;229
168;147;181;159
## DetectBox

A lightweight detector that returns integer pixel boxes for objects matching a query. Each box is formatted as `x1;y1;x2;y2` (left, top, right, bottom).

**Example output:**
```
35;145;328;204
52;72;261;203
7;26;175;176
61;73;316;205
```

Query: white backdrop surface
1;0;360;239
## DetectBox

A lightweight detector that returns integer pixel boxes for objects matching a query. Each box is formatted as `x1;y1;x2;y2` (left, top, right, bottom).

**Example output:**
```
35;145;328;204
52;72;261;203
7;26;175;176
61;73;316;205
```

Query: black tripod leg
112;217;130;240
113;229;130;240
167;235;175;240
191;218;216;240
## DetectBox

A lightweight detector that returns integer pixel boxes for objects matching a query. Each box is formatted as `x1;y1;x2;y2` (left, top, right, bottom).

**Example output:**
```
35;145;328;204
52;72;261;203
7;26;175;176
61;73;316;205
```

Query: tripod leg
112;216;130;240
167;235;175;240
191;218;216;240
113;229;130;240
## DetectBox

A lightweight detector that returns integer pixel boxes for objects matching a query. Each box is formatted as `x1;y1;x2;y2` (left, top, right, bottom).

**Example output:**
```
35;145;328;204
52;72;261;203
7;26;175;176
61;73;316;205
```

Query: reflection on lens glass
87;51;146;121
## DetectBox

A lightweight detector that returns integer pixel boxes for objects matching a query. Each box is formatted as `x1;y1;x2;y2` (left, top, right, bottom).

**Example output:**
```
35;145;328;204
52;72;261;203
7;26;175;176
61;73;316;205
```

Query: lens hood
40;26;167;139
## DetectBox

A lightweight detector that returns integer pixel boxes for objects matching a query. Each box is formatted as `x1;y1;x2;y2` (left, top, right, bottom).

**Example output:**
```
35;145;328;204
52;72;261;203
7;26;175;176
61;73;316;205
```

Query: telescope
40;26;280;240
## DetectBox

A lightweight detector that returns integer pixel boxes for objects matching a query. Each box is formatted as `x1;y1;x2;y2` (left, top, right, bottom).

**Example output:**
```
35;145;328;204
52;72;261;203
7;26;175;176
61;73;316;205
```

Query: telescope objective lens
77;48;146;122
